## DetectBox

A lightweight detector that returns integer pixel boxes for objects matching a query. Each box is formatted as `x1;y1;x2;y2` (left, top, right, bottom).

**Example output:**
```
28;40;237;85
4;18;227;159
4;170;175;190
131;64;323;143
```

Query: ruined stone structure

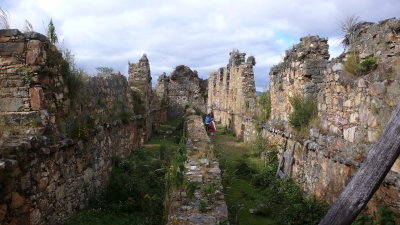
208;50;258;139
208;18;400;214
156;65;207;118
128;54;167;139
167;114;228;224
0;29;166;224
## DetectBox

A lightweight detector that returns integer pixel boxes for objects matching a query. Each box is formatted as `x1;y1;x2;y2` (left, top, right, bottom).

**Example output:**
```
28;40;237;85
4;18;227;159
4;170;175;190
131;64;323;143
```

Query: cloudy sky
2;0;399;90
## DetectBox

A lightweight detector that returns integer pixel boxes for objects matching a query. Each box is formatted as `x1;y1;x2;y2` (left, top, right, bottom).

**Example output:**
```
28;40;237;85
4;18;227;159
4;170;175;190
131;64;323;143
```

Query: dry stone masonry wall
0;29;166;225
208;18;400;214
156;65;207;118
167;115;228;225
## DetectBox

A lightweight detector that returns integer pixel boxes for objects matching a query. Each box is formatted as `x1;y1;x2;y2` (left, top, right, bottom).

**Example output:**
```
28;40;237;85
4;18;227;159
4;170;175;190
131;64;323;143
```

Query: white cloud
3;0;399;90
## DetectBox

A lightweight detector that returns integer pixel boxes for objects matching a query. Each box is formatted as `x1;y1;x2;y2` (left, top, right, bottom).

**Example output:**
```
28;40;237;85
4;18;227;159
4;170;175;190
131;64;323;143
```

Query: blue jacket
205;115;211;124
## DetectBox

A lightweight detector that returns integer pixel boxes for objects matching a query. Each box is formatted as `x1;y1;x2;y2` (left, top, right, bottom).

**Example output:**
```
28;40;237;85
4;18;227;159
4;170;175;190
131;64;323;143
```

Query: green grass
214;131;276;225
215;130;328;225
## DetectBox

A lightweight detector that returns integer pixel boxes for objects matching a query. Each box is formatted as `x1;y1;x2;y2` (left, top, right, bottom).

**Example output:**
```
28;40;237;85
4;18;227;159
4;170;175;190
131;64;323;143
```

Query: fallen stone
249;209;257;214
30;208;41;225
11;192;24;209
188;214;217;225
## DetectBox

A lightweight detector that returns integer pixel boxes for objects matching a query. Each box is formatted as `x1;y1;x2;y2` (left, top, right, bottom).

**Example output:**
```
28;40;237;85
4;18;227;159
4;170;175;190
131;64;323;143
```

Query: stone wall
0;29;166;224
208;50;258;140
167;114;228;224
128;54;167;139
156;65;207;118
207;18;400;214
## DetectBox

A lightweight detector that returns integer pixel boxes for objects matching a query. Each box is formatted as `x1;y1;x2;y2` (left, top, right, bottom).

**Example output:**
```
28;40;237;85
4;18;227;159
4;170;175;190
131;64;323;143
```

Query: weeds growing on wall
345;53;378;75
289;94;318;132
131;90;146;115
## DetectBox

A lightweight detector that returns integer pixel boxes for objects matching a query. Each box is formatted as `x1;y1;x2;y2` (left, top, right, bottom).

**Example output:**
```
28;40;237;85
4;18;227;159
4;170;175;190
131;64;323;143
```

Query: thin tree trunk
319;102;400;225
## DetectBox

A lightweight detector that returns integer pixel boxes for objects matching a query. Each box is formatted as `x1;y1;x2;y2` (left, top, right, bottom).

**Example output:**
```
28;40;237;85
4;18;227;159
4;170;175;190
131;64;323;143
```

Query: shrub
345;53;361;75
131;90;146;115
119;110;133;124
345;54;378;75
258;91;272;121
93;149;165;221
186;181;199;200
199;200;207;212
235;159;256;178
358;57;378;74
289;94;317;131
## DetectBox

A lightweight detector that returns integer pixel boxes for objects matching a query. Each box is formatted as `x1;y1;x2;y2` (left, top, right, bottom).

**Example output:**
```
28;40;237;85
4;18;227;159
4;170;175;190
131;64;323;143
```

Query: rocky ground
167;115;228;225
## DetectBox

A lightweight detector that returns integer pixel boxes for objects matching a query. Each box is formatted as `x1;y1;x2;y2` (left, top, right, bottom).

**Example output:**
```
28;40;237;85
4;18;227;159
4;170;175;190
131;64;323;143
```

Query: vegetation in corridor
66;118;183;225
215;130;328;225
288;94;318;132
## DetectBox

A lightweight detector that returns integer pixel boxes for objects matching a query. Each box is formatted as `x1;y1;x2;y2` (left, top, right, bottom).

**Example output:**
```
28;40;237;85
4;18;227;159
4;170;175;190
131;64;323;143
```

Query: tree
319;102;400;225
47;19;58;44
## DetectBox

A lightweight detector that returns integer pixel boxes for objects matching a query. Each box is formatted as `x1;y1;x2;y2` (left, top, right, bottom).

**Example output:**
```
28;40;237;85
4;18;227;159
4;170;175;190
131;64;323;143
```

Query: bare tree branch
0;7;10;29
340;15;360;47
24;19;33;32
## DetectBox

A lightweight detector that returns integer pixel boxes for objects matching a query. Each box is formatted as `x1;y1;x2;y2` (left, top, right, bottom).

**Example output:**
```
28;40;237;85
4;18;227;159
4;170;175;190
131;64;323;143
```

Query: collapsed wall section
128;54;167;139
0;29;165;224
207;18;400;214
155;65;207;118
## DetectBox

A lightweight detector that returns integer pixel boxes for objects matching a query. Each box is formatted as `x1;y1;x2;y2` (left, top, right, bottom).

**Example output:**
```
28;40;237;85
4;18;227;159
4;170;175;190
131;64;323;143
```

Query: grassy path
214;130;276;225
214;128;328;225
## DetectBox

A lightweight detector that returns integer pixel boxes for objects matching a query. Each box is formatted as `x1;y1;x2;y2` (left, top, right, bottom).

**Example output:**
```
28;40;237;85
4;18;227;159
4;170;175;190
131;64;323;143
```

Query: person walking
205;114;211;131
209;118;216;138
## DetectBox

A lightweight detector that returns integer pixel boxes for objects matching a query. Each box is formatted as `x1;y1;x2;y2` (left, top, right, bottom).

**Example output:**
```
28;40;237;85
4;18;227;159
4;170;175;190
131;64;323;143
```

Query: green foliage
199;200;207;212
352;205;398;225
119;110;133;124
64;68;84;98
345;53;360;75
21;64;32;86
215;130;327;225
202;181;218;197
249;135;270;155
67;120;184;225
47;19;58;44
96;150;165;215
258;91;272;122
358;57;378;74
67;114;95;139
376;206;397;225
185;181;199;200
345;54;378;75
254;123;262;133
235;159;256;177
289;94;317;131
131;90;146;115
173;144;188;187
160;97;168;107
